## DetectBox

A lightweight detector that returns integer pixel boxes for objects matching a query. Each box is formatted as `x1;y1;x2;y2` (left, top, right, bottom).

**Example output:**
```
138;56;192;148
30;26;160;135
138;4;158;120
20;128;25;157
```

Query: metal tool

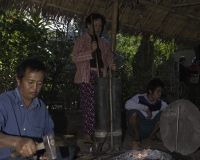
10;134;57;159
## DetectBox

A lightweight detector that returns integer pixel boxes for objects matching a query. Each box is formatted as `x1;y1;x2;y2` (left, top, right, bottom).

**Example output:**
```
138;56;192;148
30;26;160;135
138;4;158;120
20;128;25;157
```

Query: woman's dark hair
16;58;47;81
85;13;106;37
146;77;164;94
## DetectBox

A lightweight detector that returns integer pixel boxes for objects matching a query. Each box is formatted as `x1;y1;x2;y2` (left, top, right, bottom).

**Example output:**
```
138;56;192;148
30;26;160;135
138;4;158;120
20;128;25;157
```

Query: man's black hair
16;58;47;81
179;56;186;62
146;77;164;94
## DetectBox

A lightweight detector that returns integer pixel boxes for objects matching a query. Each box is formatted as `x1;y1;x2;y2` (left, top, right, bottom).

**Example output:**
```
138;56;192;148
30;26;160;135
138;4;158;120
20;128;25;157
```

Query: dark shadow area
170;151;193;160
49;109;68;134
121;109;127;144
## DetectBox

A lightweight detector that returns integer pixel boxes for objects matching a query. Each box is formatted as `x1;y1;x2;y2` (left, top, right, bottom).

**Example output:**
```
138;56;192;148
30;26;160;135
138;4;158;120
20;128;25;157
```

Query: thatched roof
2;0;200;44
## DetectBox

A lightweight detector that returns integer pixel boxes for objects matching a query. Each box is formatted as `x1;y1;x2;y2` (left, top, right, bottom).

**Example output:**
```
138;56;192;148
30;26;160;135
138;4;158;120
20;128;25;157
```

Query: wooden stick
90;15;100;77
110;0;118;148
109;68;113;148
172;2;200;8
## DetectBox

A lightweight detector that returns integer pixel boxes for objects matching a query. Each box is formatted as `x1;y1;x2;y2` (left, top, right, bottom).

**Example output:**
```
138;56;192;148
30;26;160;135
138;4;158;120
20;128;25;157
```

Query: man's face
16;68;44;103
149;86;162;101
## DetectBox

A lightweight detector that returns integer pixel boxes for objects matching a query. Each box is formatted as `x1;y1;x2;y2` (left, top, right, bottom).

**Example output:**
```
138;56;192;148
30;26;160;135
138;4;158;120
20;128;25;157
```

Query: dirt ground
50;110;200;160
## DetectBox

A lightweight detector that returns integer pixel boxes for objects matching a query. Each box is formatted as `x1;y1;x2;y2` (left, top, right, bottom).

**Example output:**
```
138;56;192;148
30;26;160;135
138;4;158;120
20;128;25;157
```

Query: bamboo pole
172;2;200;8
110;1;118;53
110;0;118;149
90;15;100;77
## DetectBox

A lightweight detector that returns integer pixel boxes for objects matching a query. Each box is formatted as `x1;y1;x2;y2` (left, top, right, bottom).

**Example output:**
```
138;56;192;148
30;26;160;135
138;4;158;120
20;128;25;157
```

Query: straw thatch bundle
2;0;200;45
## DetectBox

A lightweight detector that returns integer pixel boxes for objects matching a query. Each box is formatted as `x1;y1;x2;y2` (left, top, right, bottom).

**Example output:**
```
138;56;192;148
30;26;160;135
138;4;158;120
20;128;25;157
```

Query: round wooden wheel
160;99;200;155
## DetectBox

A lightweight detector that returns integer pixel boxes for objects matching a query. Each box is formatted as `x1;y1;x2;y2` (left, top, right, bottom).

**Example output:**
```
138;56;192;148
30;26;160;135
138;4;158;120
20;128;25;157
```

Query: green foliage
116;33;141;75
116;33;141;59
152;36;176;68
115;34;142;105
0;9;79;110
0;9;50;73
115;33;176;106
0;9;176;111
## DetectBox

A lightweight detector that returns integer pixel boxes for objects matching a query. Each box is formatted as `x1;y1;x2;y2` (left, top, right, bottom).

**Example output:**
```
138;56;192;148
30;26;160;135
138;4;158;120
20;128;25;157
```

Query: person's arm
125;94;149;111
72;34;93;63
0;132;37;157
97;37;115;69
0;96;37;157
160;100;168;111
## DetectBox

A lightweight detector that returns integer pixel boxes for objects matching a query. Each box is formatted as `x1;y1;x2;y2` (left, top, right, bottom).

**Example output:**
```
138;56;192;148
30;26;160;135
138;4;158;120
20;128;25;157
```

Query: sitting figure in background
125;77;168;150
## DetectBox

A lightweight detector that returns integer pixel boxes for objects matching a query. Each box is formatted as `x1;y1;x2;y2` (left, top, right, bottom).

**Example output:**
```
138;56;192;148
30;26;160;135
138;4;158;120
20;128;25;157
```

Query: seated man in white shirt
125;77;168;150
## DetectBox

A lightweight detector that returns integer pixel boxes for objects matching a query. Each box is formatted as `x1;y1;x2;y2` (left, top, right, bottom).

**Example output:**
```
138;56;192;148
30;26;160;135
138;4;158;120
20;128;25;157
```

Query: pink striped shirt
72;32;114;83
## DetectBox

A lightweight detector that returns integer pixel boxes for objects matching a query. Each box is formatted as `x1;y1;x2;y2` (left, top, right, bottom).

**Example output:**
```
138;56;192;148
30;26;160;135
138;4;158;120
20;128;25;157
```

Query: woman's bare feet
132;139;141;150
83;135;93;147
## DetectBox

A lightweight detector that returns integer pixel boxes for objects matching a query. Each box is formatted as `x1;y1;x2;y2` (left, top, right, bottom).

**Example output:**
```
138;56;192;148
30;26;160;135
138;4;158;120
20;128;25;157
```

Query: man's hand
146;109;152;119
15;137;37;157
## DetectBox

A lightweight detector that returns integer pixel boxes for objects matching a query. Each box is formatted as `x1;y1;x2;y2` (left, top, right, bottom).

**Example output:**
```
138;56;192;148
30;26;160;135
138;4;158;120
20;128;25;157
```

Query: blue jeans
4;146;74;160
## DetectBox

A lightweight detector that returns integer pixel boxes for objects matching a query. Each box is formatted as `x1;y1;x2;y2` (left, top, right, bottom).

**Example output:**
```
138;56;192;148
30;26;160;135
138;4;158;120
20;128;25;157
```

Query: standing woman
72;13;116;145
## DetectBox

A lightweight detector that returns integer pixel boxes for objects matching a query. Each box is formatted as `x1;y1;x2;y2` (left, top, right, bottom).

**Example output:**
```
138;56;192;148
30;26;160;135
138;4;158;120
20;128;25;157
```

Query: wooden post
110;0;118;149
110;1;118;53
